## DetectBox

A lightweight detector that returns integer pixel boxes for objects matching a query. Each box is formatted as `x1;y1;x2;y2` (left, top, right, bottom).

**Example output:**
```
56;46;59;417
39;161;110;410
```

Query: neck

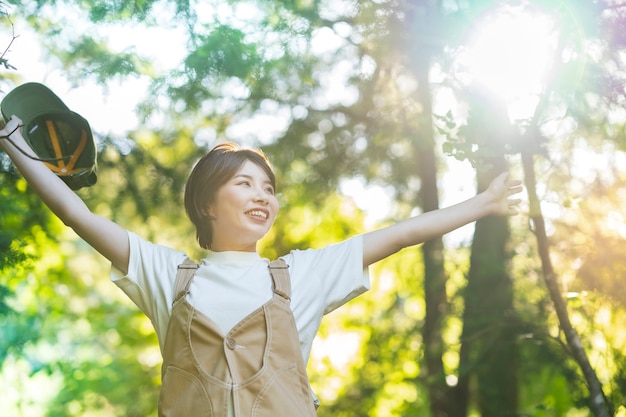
210;241;258;253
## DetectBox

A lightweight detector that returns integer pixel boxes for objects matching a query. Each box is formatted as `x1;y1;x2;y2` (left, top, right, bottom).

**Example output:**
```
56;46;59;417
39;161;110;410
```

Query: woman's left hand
485;172;523;216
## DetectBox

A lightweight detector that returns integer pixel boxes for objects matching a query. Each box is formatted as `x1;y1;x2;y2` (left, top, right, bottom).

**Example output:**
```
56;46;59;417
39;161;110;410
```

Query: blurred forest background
1;0;626;416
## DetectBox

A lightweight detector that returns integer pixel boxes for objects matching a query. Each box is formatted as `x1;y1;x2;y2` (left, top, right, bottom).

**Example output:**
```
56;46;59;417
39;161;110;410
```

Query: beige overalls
158;258;318;417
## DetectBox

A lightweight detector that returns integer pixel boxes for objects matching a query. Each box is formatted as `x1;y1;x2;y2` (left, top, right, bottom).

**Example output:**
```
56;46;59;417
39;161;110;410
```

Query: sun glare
461;3;560;120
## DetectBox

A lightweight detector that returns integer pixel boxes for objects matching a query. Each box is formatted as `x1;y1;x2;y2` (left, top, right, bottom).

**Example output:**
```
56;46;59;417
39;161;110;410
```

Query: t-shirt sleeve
285;234;369;316
110;231;187;343
282;235;369;361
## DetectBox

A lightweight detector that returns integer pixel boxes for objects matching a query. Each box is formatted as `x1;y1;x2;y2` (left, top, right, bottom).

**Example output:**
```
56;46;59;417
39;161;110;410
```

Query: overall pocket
159;366;213;417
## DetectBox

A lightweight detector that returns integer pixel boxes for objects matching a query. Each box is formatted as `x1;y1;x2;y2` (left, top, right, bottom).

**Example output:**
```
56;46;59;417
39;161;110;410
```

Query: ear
201;206;216;219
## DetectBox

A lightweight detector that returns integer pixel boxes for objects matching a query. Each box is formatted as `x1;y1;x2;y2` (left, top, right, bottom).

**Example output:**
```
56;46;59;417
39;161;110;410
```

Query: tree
442;1;626;415
0;1;46;374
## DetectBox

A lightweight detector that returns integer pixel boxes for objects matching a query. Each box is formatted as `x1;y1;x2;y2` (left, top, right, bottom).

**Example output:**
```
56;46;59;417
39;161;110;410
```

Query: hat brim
1;82;69;122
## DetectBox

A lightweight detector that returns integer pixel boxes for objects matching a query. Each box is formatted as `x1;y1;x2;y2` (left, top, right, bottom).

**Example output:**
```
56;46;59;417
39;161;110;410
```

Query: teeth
248;210;267;219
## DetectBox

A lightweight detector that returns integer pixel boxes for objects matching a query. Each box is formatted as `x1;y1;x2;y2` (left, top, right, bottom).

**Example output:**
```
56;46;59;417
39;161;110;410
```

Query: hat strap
0;123;75;165
41;119;89;176
64;129;88;172
46;119;66;169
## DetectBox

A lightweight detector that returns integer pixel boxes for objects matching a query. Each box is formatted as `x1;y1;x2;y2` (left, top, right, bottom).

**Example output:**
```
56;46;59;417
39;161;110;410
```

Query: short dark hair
184;142;276;250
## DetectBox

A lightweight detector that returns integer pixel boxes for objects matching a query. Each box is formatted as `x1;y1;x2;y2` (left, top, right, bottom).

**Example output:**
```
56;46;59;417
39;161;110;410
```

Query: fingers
502;178;522;215
508;196;522;206
1;115;23;138
494;173;522;192
7;114;23;128
507;183;523;196
495;171;522;194
490;173;523;216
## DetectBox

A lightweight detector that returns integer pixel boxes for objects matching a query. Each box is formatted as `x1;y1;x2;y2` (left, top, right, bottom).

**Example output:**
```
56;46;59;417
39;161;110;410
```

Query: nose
253;187;269;204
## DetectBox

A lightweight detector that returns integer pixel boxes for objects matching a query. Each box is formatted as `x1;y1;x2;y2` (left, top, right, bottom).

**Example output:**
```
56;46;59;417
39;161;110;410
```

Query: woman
0;115;522;416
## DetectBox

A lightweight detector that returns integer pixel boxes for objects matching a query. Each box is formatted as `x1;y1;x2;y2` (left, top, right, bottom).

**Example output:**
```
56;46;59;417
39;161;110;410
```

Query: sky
3;12;178;136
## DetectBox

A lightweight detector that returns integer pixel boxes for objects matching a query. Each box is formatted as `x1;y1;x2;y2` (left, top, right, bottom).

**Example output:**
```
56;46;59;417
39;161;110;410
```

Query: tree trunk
454;90;520;416
456;161;519;417
405;2;451;415
416;86;450;417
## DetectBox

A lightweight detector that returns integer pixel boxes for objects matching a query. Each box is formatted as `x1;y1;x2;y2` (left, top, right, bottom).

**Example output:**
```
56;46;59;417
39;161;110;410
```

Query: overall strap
268;259;291;301
173;257;199;305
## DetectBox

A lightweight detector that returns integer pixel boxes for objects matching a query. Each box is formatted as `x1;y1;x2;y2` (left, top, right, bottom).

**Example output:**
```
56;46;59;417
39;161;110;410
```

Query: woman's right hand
0;114;23;140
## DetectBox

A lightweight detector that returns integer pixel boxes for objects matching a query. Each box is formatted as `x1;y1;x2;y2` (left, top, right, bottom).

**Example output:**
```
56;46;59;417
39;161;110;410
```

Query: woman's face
207;160;279;252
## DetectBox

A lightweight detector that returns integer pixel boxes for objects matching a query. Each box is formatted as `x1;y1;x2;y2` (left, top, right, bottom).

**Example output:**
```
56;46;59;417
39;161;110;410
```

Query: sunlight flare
461;3;560;120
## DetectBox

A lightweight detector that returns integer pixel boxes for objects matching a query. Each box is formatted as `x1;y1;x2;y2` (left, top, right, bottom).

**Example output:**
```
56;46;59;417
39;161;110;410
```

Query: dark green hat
1;82;97;190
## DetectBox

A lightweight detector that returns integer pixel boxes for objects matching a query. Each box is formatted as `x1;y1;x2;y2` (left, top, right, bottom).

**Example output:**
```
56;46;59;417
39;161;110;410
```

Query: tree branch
521;149;613;417
1;10;18;71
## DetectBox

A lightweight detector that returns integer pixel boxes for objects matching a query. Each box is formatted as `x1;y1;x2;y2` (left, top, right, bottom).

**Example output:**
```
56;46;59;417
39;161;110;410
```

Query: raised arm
362;172;522;267
1;115;130;274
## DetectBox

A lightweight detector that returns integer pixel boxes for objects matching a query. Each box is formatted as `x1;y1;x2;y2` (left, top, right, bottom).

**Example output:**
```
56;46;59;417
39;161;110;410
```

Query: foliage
0;170;50;357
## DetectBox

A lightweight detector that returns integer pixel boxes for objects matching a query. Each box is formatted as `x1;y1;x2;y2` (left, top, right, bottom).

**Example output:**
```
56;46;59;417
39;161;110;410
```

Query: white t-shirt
111;231;370;364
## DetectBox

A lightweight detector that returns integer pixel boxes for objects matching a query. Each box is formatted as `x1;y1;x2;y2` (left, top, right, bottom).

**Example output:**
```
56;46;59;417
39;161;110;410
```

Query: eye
265;186;275;195
237;180;251;187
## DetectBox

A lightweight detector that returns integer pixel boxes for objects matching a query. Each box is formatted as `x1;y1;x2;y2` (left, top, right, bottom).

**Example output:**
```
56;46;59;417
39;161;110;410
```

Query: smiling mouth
247;210;268;220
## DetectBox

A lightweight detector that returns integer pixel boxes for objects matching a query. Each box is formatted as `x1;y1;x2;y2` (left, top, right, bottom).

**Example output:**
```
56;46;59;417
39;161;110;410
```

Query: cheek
271;198;280;216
